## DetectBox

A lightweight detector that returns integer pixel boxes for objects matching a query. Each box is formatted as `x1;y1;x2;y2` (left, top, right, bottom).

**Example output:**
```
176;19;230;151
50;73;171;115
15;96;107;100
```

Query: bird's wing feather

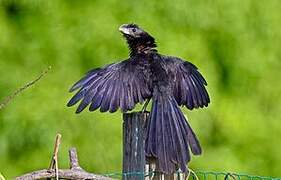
67;59;152;113
164;56;210;109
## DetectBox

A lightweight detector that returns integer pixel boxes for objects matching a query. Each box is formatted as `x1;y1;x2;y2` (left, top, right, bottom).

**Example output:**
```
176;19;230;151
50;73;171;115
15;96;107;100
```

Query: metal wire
103;170;281;180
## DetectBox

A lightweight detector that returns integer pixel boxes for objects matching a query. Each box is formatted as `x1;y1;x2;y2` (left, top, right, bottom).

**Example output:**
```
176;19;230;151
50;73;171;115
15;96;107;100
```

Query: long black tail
145;95;201;174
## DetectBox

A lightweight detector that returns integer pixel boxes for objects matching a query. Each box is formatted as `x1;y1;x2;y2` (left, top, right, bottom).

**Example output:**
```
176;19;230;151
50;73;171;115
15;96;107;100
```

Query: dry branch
15;168;112;180
15;134;114;180
69;148;82;170
0;66;51;110
48;133;61;180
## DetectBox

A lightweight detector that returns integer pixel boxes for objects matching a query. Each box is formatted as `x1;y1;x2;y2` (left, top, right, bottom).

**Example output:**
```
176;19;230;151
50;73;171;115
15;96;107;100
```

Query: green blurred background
0;0;280;178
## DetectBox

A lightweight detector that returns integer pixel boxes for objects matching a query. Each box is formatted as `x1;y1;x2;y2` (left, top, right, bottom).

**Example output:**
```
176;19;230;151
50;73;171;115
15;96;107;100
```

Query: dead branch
0;66;51;110
48;133;61;180
15;168;112;180
15;134;114;180
69;148;82;170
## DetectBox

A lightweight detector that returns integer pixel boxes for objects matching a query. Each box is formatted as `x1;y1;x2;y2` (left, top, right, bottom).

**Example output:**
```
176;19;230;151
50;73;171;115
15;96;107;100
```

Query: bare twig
0;66;51;110
48;133;61;180
187;168;199;180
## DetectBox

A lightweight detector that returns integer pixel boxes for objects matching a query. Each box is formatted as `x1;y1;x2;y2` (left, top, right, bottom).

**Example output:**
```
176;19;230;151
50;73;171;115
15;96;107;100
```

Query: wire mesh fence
104;170;281;180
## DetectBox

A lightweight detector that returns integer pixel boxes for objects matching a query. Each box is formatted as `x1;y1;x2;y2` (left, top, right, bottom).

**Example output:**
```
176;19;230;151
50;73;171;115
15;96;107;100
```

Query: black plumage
67;24;210;174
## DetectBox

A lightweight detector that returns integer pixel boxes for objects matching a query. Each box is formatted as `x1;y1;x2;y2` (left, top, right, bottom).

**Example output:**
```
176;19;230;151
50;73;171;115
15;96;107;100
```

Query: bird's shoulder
155;54;198;72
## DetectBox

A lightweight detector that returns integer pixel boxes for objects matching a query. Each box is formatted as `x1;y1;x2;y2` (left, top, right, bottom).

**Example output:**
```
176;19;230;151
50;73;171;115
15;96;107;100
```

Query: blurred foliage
0;0;280;178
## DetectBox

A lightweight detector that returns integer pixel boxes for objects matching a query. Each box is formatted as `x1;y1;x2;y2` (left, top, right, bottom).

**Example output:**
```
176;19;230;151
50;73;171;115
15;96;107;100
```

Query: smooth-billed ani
67;24;210;174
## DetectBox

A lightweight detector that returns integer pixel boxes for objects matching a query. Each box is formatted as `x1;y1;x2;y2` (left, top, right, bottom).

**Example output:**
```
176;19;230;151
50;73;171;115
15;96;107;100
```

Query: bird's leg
141;98;151;113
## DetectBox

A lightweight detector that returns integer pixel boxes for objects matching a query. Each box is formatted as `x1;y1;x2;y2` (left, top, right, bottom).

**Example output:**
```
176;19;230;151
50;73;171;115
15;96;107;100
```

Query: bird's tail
145;95;202;174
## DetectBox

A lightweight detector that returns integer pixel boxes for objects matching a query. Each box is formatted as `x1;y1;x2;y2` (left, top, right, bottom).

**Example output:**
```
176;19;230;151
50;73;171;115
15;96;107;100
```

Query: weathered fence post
123;112;149;180
123;112;179;180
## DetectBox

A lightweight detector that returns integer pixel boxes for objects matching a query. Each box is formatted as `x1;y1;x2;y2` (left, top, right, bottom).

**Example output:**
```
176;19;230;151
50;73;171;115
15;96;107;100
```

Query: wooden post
123;112;182;180
123;112;149;180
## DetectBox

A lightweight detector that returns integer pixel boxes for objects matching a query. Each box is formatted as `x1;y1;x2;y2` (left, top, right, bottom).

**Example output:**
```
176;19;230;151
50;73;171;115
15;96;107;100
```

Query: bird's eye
132;28;136;32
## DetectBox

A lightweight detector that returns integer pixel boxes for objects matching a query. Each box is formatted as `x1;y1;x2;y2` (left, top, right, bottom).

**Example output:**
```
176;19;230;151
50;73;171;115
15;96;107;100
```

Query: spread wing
165;56;210;109
67;59;152;113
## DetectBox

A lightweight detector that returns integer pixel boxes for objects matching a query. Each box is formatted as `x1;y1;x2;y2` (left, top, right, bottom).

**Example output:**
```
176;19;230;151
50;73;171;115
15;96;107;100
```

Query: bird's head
119;23;157;55
119;24;146;38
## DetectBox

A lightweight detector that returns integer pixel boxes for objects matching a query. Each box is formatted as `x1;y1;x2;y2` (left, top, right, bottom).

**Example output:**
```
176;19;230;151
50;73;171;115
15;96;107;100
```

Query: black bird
67;24;210;174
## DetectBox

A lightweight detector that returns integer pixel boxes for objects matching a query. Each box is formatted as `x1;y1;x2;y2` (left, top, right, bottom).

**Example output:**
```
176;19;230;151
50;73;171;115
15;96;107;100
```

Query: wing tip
69;87;75;93
69;84;80;92
67;102;73;107
75;108;83;114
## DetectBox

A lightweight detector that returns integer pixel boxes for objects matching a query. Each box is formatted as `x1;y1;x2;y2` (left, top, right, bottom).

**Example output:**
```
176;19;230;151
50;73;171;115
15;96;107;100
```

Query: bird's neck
126;35;157;57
